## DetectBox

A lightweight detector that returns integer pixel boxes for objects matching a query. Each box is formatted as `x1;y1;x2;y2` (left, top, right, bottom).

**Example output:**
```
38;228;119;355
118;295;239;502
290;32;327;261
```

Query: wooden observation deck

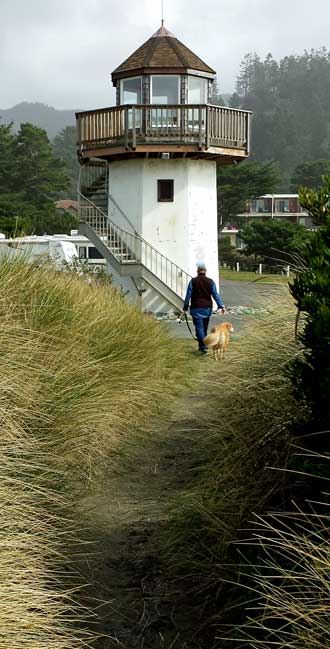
76;103;252;162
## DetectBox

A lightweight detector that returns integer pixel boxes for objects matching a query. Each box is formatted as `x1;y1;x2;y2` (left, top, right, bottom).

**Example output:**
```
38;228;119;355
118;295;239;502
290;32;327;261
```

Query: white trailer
0;232;106;269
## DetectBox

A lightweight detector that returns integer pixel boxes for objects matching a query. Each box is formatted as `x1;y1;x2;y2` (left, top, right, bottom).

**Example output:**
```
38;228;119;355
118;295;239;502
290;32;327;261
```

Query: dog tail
203;333;219;347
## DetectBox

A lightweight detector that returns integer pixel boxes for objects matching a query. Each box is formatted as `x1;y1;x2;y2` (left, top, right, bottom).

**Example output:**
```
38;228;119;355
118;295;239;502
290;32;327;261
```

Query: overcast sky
1;0;329;110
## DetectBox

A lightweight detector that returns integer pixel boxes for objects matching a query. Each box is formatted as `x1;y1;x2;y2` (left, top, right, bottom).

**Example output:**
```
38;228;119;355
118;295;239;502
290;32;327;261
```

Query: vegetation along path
79;280;290;649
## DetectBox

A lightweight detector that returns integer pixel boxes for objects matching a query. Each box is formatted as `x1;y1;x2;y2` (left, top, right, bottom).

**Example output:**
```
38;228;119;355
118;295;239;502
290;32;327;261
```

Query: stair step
110;251;133;259
119;259;138;264
80;193;188;307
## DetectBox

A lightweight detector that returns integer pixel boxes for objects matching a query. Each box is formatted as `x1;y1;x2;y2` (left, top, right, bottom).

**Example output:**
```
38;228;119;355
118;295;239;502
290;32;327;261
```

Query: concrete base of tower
108;157;219;287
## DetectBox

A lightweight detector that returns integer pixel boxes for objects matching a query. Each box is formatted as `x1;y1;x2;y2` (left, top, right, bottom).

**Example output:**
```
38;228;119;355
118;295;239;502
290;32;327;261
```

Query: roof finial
161;0;164;26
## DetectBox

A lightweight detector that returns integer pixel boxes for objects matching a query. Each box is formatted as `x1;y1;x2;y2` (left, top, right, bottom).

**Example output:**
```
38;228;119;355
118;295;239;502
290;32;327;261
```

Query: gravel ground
162;278;289;339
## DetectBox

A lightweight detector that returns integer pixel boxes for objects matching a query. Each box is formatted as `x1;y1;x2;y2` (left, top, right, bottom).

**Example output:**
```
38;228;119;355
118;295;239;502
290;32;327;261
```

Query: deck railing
78;192;191;300
76;104;251;154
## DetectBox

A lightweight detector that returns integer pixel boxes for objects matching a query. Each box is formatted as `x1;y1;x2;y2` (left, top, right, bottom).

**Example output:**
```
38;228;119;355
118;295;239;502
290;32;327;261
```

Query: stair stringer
78;222;184;312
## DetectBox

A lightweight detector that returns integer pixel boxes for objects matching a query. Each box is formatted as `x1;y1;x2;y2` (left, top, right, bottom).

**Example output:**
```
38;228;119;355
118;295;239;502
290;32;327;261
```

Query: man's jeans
192;316;210;351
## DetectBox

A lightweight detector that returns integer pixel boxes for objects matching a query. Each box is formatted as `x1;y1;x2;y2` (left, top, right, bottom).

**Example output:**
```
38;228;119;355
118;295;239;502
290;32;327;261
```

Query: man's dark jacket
190;275;214;309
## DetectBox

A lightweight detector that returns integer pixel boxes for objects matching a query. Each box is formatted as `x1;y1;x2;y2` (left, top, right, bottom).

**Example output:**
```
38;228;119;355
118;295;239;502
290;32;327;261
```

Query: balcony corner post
205;105;210;149
246;113;252;155
124;108;129;150
132;107;137;150
198;106;203;150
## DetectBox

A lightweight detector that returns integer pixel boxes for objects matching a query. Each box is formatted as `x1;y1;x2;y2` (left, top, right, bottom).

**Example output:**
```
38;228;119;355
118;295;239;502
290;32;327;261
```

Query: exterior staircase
78;165;191;312
80;168;108;213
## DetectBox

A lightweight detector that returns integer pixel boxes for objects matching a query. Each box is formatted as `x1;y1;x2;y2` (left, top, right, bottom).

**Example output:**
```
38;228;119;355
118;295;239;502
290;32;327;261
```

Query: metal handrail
78;192;192;299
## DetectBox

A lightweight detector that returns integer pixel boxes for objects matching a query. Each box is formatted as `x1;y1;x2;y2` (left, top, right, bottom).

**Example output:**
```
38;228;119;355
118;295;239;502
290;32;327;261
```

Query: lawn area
220;268;290;283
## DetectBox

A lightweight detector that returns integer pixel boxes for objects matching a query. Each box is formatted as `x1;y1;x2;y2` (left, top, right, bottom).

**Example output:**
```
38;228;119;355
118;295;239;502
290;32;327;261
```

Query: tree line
1;47;330;236
216;48;330;226
232;49;330;187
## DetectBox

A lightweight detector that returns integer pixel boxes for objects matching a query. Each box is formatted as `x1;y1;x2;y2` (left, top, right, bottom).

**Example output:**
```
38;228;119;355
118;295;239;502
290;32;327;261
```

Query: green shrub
289;176;330;433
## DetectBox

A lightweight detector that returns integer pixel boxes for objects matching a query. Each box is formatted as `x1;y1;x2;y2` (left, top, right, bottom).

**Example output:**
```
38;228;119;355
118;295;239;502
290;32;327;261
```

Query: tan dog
203;322;234;360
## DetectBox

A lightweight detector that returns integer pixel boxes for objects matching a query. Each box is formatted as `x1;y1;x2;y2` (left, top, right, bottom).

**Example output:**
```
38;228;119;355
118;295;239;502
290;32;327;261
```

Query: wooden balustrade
76;104;251;155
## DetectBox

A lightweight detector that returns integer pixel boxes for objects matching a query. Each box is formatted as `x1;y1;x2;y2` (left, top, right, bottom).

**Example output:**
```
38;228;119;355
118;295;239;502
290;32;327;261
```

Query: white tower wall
108;158;219;288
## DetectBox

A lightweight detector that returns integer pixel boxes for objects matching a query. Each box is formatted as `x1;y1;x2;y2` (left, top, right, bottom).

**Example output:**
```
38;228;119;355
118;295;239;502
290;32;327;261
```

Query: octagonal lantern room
76;24;251;163
111;24;216;108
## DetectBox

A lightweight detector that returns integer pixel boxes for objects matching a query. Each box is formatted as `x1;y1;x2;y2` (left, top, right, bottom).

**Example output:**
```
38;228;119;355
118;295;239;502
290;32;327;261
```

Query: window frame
187;75;208;104
88;246;104;260
158;179;174;203
120;76;142;105
150;75;181;105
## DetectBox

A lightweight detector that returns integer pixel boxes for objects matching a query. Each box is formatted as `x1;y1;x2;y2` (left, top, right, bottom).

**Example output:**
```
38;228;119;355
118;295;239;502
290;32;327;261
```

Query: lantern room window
151;76;180;104
188;76;208;104
121;77;142;104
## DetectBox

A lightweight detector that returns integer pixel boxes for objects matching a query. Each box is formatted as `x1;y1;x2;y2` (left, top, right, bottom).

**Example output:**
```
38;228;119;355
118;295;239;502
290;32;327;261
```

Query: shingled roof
111;24;215;84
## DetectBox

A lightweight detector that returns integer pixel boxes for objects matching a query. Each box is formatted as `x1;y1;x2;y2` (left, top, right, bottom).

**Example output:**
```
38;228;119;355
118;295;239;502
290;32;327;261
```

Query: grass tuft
223;473;330;648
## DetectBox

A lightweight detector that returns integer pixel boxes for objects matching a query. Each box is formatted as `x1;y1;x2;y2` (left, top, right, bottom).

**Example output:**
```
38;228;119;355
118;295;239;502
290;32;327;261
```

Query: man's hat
197;263;207;272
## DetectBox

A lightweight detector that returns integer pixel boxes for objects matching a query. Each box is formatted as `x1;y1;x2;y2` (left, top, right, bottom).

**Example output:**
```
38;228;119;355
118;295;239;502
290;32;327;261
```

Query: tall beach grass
225;481;330;648
0;256;193;647
157;294;305;644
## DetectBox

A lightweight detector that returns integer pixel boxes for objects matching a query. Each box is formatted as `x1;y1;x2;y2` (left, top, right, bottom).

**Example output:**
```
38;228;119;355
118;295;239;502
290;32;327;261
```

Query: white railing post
124;108;129;148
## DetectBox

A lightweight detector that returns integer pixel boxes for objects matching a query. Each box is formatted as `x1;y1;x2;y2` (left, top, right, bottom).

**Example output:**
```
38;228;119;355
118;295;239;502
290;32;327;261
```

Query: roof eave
112;66;216;86
187;68;216;79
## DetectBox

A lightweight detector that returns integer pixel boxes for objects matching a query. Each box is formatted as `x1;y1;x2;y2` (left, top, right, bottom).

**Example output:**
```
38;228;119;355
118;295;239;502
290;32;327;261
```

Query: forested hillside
230;48;330;189
0;102;76;139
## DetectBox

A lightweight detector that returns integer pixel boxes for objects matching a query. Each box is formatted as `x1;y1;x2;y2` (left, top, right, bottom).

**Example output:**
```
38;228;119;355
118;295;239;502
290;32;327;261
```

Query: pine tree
53;126;80;199
217;161;281;227
291;160;330;191
210;76;225;105
0;122;72;235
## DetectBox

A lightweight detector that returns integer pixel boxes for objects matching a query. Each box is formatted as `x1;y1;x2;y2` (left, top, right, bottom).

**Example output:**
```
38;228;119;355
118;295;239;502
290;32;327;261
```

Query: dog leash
178;309;226;342
178;312;198;340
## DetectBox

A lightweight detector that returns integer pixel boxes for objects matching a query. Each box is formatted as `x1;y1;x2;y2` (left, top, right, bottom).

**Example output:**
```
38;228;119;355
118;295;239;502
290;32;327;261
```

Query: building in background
240;194;313;227
222;194;314;249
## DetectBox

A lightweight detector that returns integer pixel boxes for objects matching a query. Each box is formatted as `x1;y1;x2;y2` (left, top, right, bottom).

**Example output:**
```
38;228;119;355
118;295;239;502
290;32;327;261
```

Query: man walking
183;264;225;353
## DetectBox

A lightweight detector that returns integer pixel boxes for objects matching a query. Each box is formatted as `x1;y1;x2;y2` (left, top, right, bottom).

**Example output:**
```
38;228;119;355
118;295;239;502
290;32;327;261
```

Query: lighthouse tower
76;24;251;313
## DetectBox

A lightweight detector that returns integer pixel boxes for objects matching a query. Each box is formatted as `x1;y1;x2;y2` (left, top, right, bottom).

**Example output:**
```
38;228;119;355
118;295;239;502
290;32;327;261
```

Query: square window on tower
158;179;174;202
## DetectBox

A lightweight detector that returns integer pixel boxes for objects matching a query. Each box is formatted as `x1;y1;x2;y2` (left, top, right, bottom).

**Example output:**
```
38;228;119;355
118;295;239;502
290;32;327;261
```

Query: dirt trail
79;381;210;649
77;283;288;647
